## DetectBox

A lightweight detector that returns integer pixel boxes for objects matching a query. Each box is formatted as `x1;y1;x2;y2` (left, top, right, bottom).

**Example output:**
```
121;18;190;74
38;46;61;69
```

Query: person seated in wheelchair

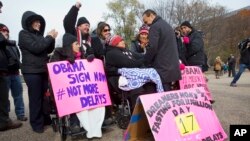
105;35;158;110
49;33;88;133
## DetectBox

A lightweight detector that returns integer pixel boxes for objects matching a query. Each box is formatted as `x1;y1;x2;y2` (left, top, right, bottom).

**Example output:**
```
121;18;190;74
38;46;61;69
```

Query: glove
84;43;94;55
87;54;95;62
183;36;190;44
84;43;95;62
179;63;185;70
179;60;185;70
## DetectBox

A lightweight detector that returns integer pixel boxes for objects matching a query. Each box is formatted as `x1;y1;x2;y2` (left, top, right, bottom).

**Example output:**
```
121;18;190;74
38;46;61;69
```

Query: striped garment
118;68;164;93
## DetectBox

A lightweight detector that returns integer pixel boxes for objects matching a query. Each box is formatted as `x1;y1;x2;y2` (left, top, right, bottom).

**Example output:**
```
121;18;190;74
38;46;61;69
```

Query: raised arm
63;2;81;34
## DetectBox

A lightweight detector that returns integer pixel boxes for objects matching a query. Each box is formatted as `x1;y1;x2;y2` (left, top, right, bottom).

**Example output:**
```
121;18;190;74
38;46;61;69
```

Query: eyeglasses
103;29;111;32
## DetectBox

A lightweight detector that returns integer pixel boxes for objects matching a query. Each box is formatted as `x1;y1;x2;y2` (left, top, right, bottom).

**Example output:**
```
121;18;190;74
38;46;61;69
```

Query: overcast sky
0;0;249;46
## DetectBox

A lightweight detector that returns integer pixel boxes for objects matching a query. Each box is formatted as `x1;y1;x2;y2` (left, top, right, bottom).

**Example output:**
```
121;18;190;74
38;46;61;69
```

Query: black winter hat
77;17;90;26
63;33;77;48
180;21;192;29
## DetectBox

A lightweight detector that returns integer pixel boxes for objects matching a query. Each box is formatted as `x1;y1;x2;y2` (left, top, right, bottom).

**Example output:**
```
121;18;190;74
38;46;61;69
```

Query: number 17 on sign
175;112;200;136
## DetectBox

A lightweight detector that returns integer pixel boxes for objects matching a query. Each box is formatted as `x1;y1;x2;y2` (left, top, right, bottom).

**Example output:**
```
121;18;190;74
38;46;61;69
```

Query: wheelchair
47;82;120;140
108;77;156;130
46;88;86;141
111;90;132;130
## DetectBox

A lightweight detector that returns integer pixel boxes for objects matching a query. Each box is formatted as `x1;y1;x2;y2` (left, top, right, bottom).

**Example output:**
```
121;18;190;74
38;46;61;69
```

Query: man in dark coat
63;1;95;61
1;24;27;121
180;21;205;68
142;9;181;91
0;23;22;131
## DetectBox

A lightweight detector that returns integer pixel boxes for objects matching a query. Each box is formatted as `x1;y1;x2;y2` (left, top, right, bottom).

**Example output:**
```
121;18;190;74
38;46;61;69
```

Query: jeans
0;76;10;127
231;64;250;84
6;75;25;118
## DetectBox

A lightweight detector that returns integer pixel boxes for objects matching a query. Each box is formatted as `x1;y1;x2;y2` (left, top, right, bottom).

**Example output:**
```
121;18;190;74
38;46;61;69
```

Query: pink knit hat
106;35;123;46
139;25;149;34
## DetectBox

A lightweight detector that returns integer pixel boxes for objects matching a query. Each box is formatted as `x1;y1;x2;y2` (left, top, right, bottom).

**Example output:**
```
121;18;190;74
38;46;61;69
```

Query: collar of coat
151;16;161;25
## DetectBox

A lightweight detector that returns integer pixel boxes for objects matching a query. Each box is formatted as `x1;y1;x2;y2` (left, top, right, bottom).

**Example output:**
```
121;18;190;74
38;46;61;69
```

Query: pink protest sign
47;59;111;117
138;88;227;141
179;66;212;100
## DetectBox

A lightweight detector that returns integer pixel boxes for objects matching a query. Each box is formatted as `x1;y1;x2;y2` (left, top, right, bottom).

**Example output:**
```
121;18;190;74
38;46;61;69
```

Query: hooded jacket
18;11;55;73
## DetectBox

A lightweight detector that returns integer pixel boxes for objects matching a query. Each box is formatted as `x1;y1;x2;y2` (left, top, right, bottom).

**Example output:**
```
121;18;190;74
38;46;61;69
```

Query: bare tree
147;0;229;64
104;0;145;44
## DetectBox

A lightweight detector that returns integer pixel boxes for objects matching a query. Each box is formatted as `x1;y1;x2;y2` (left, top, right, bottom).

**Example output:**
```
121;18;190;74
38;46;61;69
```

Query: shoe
210;100;215;104
230;83;237;87
103;117;113;126
205;77;209;82
17;116;28;121
70;125;81;133
33;128;44;133
0;120;22;131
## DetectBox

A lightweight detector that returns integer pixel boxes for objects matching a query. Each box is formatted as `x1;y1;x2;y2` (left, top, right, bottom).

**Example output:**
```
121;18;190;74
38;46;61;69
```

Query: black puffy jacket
18;11;55;73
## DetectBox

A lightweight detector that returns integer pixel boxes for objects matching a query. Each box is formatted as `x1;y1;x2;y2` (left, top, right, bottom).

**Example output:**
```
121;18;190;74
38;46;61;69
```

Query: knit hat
106;35;123;46
0;23;9;33
77;17;90;26
180;21;192;29
63;33;77;48
139;25;149;34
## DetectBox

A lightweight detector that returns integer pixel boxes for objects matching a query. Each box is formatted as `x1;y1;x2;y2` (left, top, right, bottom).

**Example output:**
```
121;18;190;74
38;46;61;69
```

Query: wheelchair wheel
58;117;67;141
51;117;58;132
117;115;130;130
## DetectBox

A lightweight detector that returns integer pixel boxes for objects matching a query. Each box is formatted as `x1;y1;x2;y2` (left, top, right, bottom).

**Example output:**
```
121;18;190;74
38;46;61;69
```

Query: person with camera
230;39;250;87
0;24;27;122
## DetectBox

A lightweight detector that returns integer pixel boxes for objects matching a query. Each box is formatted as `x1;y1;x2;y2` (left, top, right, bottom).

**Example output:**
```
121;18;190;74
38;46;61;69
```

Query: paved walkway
1;71;250;141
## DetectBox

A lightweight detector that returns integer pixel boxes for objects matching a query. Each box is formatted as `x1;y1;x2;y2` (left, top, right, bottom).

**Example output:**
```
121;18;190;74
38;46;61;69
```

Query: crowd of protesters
0;0;211;134
1;1;249;140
